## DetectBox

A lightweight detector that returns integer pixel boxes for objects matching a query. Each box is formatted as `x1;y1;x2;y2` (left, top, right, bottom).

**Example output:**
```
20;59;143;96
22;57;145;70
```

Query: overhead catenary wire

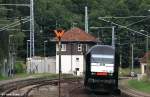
5;29;30;32
0;16;28;21
98;18;150;38
0;19;30;32
126;17;150;27
98;16;149;19
0;16;29;30
0;4;30;7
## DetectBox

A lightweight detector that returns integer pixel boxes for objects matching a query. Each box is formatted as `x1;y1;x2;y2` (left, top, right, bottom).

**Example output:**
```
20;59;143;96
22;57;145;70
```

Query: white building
55;27;97;76
140;51;150;75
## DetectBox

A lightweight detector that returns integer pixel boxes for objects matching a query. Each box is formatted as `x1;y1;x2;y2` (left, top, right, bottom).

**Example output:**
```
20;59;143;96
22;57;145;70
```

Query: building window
86;44;88;51
76;58;79;62
78;44;82;51
56;44;58;51
56;44;66;51
61;44;66;51
144;65;146;73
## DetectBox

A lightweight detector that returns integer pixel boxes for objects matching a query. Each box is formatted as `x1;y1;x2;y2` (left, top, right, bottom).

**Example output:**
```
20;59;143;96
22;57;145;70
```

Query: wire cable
98;18;150;38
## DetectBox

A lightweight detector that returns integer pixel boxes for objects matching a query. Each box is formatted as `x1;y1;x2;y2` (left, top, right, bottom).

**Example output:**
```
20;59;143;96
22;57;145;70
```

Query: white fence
26;56;56;73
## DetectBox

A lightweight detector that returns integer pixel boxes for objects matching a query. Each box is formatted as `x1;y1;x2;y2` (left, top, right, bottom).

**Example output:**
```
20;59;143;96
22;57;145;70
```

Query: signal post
54;29;64;97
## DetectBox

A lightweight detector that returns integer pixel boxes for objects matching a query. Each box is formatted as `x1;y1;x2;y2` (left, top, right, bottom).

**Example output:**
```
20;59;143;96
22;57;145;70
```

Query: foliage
142;75;150;82
0;74;8;80
14;62;25;73
119;68;141;77
0;0;150;69
0;31;8;64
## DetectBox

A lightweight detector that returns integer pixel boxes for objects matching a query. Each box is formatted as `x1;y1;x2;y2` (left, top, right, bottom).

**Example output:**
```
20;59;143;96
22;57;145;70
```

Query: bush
15;62;25;74
142;75;150;82
0;74;7;80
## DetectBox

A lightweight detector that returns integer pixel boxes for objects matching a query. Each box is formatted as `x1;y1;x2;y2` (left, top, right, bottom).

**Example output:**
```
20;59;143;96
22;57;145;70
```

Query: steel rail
0;77;81;97
23;78;81;97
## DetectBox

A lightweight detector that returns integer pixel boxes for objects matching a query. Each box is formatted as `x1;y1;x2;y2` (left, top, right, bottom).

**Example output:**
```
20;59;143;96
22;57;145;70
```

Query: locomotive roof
87;45;115;55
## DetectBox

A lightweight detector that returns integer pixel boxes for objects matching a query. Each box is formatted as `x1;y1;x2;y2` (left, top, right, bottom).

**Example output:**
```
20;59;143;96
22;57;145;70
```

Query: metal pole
44;41;48;57
30;0;35;57
120;50;122;74
131;43;134;73
12;35;14;77
112;26;115;48
12;53;14;77
44;42;46;57
3;60;5;76
146;32;149;73
27;40;28;58
71;44;73;73
58;40;61;97
85;6;88;33
29;0;32;59
44;40;47;73
29;0;34;73
9;35;12;77
31;0;35;57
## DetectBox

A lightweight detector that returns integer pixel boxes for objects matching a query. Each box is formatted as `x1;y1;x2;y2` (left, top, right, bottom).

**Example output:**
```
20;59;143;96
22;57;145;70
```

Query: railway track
0;77;81;97
0;77;150;97
0;78;54;97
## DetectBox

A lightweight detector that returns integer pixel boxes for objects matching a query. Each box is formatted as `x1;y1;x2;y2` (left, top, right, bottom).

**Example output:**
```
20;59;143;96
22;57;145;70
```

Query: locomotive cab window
91;54;114;73
91;54;114;64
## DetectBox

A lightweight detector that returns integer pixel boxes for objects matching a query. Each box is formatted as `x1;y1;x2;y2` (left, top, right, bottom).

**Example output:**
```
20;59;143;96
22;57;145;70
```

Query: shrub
142;75;150;82
15;62;25;73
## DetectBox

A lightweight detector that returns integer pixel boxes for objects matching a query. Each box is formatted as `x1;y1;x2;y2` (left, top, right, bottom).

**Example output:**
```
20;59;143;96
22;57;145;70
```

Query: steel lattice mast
30;0;35;57
85;6;88;33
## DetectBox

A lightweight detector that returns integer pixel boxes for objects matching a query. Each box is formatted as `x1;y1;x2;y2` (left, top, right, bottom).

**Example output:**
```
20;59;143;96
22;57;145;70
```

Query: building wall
56;55;84;76
141;63;147;74
56;43;95;55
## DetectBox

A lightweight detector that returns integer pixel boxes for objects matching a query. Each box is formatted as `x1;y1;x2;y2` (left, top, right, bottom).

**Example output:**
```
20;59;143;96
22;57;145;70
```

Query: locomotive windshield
91;54;114;73
91;54;114;64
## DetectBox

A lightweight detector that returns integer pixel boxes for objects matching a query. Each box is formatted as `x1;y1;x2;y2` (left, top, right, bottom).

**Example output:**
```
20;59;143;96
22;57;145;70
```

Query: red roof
61;27;97;42
140;51;150;63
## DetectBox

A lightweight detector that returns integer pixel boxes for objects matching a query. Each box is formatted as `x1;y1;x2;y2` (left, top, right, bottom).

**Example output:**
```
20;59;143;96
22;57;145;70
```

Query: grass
0;73;58;81
0;75;9;80
128;79;150;94
119;68;141;77
0;73;77;81
15;73;52;77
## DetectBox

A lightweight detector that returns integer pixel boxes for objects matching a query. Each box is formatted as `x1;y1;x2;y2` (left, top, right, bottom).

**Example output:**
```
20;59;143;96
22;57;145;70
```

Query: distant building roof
60;27;97;43
140;51;150;63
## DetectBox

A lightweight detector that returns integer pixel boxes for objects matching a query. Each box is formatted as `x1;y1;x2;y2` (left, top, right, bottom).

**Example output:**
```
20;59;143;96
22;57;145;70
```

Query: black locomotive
84;45;120;93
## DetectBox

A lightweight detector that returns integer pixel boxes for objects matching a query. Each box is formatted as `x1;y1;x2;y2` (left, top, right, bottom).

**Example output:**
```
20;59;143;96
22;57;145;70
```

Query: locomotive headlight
109;73;113;76
110;73;113;76
91;72;95;75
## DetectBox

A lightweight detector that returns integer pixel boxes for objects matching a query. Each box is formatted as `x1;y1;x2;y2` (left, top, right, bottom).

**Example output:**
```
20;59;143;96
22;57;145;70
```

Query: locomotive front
90;46;115;78
84;45;119;92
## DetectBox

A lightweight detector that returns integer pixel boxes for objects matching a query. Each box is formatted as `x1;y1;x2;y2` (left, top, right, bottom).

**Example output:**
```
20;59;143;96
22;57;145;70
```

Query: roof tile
61;27;97;42
140;51;150;63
